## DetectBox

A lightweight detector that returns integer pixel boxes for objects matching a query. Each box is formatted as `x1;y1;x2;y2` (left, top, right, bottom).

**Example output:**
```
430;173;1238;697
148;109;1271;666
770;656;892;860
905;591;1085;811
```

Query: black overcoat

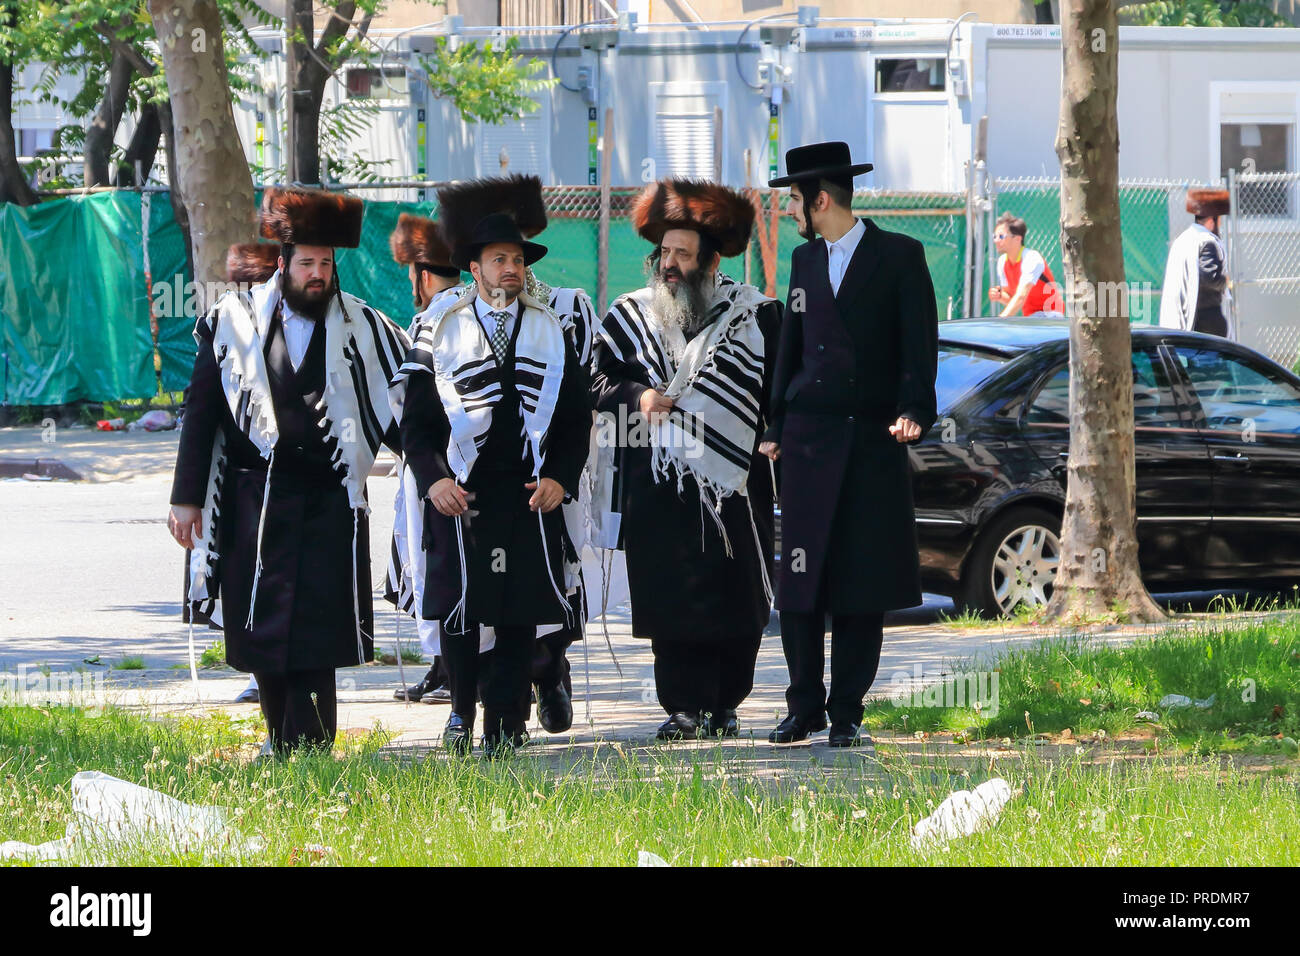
591;299;781;644
765;219;939;614
171;311;387;672
400;312;593;629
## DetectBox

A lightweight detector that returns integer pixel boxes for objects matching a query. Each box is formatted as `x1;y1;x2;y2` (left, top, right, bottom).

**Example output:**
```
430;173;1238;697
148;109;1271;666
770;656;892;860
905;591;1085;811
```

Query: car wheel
958;506;1061;618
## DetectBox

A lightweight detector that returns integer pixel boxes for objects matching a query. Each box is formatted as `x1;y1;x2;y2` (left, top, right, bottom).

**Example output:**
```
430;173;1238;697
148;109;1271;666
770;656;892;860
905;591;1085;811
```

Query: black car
911;319;1300;616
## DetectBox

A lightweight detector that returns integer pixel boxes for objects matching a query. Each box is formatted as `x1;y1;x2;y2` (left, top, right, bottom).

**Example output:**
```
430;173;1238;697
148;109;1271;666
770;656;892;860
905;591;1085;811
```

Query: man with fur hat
386;212;464;705
426;174;599;736
168;188;411;755
590;179;780;741
392;212;593;756
762;142;938;749
1160;189;1234;338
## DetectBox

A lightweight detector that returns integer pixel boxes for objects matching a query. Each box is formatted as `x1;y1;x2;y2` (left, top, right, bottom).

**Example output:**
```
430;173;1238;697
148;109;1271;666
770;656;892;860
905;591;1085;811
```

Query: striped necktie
488;310;510;361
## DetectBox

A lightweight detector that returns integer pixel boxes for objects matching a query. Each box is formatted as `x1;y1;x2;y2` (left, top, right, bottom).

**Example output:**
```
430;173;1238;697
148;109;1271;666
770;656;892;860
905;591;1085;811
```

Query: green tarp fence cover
1;189;972;405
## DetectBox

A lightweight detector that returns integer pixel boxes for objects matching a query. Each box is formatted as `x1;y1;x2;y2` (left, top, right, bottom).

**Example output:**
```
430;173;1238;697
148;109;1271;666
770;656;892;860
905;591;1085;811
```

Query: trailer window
875;58;946;94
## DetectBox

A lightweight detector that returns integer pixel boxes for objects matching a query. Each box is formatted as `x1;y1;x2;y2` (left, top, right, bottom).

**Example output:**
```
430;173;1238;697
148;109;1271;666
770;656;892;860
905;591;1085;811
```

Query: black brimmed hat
768;141;872;188
452;212;547;271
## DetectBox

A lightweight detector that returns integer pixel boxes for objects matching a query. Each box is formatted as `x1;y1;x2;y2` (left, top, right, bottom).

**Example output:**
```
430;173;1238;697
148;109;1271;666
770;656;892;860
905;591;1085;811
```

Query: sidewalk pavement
0;423;1282;752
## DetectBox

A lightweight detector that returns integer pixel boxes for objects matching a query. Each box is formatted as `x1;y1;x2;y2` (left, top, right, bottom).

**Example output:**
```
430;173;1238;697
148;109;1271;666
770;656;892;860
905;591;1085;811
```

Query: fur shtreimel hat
1187;188;1230;218
631;179;756;259
225;243;280;284
389;212;459;277
435;174;548;250
259;187;364;248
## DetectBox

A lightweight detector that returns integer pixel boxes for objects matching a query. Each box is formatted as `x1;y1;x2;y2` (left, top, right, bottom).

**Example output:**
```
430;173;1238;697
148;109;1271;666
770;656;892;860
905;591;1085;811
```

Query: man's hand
525;477;565;513
988;286;1009;304
888;416;922;443
428;478;468;516
639;387;674;424
759;441;781;461
168;505;202;549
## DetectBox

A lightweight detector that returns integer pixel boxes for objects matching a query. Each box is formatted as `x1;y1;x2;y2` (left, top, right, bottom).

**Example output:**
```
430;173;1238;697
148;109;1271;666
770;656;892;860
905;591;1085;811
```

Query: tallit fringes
446;514;470;634
352;508;365;667
244;449;276;631
746;493;775;606
537;507;576;629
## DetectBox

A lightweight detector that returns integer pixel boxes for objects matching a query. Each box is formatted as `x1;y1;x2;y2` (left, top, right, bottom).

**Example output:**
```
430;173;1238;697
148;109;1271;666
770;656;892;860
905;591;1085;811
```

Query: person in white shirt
1159;189;1233;339
989;213;1063;318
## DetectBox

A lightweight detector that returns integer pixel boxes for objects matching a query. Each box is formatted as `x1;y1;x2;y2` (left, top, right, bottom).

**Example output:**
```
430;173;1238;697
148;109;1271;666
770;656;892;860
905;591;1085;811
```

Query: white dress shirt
280;304;317;372
474;293;520;344
824;218;866;296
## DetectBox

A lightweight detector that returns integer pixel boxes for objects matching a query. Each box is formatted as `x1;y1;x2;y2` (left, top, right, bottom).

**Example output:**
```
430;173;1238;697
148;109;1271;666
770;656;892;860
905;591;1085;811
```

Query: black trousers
1192;304;1227;337
650;632;763;717
254;668;337;753
779;605;884;725
533;626;575;693
441;623;534;737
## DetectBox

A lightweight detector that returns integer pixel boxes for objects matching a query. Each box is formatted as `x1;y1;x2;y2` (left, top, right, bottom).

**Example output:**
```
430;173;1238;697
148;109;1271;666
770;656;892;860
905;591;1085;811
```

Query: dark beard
649;265;712;339
282;276;330;320
796;217;816;241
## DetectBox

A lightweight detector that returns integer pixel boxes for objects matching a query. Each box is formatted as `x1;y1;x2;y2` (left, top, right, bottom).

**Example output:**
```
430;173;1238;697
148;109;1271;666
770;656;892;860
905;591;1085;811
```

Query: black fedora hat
768;141;873;188
452;212;547;271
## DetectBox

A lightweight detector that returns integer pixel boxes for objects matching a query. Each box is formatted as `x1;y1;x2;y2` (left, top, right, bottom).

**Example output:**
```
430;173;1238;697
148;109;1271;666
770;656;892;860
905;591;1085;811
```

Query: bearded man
168;188;410;755
591;180;780;741
421;175;599;736
391;213;593;757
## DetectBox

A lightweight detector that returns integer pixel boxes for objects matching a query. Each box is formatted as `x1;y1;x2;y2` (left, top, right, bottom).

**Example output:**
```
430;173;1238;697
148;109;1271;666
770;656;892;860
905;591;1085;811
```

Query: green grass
112;657;146;671
1;705;1297;865
198;640;227;670
865;616;1300;754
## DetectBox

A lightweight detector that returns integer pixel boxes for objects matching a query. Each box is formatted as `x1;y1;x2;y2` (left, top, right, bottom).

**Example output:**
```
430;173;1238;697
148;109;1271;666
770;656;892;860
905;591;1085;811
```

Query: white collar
824;218;865;254
474;292;520;319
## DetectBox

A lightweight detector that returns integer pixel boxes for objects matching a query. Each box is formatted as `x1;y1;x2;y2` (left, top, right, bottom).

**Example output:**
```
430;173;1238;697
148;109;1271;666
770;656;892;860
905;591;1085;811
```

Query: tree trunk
147;0;256;303
115;101;163;186
158;99;194;280
0;7;39;206
84;48;135;187
1047;0;1164;624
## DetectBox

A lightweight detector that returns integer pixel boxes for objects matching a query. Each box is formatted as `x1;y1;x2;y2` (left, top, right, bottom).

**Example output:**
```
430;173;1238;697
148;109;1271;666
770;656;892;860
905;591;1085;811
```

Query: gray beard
649;270;712;351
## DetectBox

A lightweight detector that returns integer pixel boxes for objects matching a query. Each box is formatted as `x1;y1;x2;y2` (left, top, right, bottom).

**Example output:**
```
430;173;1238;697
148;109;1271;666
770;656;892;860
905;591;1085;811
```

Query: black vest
787;241;861;415
467;307;527;486
257;308;338;482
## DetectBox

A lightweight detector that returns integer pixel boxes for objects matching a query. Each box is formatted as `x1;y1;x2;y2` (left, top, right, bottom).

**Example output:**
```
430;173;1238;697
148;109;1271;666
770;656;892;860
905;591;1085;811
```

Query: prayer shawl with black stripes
388;283;572;637
185;270;409;662
385;273;598;654
592;272;773;562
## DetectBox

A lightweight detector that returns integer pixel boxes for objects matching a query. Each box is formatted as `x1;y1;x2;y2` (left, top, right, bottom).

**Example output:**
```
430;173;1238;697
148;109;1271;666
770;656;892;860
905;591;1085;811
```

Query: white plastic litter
1134;710;1161;722
911;778;1016;848
637;850;670;867
1158;693;1216;710
0;771;261;864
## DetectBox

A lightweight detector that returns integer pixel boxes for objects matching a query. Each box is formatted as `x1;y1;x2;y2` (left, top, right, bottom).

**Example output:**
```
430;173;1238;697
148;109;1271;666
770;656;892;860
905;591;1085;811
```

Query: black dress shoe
656;712;701;741
700;709;739;737
768;712;828;743
395;665;441;702
535;681;574;734
234;687;259;704
419;684;452;705
443;713;473;756
827;720;869;748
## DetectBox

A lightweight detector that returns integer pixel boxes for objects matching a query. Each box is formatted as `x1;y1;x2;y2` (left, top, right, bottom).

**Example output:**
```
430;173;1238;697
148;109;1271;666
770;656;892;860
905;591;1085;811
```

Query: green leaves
1120;0;1291;27
419;36;556;126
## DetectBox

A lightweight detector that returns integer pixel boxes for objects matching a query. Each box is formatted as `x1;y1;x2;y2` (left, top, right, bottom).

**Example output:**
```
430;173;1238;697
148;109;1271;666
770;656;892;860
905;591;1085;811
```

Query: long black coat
591;299;781;644
400;312;593;629
765;219;938;614
172;312;388;672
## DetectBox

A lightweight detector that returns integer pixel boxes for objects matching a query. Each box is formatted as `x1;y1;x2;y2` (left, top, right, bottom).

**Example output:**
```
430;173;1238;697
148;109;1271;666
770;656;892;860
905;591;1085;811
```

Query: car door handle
1057;452;1069;460
1213;454;1250;466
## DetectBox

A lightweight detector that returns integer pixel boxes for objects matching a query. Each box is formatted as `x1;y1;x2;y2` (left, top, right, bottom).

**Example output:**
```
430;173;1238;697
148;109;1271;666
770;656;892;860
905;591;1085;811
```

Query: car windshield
936;345;1011;411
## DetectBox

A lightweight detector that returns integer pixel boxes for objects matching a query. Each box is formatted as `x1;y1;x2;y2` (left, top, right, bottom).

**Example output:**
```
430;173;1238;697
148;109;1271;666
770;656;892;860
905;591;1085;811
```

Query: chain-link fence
986;177;1215;326
1228;170;1300;369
